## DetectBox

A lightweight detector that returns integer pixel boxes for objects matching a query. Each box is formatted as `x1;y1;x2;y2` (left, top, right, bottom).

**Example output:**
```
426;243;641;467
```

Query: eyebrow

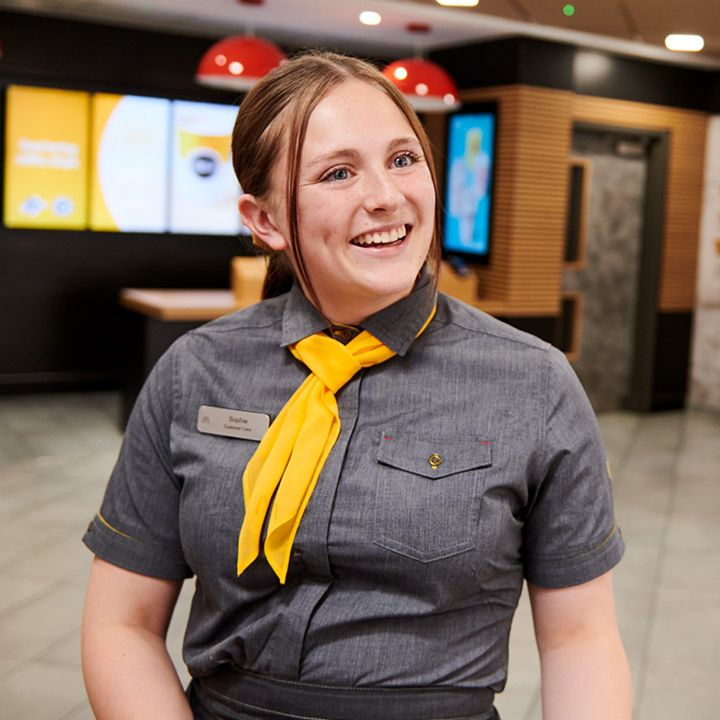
303;136;422;171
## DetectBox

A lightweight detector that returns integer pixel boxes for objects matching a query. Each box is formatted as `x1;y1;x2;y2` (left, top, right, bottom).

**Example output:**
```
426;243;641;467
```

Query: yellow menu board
4;85;90;229
90;94;170;232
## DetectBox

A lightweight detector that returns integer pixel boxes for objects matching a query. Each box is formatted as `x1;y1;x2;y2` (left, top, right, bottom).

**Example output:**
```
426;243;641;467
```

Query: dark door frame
571;122;670;412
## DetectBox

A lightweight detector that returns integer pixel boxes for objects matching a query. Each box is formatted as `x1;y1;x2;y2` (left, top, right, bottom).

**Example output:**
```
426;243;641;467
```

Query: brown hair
231;50;442;304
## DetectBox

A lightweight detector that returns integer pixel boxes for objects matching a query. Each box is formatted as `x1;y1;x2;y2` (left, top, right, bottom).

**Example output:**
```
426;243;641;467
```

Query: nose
362;168;403;214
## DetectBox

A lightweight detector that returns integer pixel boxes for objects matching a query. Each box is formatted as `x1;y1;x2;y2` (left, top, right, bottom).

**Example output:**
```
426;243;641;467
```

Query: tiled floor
0;392;718;719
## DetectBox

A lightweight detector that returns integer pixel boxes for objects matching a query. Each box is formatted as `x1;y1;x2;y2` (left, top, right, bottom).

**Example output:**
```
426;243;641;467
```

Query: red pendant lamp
383;23;460;112
196;35;286;92
383;58;460;112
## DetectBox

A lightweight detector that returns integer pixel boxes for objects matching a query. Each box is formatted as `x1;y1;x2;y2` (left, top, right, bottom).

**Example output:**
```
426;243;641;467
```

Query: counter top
119;288;245;322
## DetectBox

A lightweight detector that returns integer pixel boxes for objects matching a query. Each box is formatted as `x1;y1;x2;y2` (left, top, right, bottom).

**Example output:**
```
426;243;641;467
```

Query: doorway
562;124;669;412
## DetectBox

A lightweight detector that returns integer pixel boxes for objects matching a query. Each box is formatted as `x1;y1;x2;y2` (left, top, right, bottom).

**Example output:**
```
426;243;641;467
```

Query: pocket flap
377;432;492;479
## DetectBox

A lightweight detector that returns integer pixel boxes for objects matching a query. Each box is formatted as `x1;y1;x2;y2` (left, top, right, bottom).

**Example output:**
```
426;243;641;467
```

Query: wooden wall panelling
431;85;706;318
572;96;708;312
499;86;572;314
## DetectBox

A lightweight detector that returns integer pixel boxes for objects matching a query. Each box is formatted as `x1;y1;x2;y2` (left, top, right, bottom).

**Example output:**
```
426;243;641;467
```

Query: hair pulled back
231;50;441;303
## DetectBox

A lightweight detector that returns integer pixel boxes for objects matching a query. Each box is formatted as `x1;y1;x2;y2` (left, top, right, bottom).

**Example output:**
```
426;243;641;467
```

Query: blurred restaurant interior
0;1;718;718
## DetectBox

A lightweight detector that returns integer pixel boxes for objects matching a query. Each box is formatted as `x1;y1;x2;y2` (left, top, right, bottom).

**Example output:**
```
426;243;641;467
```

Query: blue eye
322;167;349;182
394;152;419;168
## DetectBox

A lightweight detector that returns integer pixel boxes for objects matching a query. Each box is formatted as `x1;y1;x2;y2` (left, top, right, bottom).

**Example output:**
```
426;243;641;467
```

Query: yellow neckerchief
237;304;437;583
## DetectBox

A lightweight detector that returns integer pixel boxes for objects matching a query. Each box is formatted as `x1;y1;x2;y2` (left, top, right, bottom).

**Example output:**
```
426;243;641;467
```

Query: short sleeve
522;347;624;589
83;343;193;579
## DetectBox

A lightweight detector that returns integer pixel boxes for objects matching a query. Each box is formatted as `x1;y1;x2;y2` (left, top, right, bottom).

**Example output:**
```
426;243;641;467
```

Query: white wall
689;116;720;410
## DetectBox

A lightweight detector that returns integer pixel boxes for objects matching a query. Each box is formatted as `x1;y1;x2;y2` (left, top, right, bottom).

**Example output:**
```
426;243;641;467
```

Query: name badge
197;405;270;442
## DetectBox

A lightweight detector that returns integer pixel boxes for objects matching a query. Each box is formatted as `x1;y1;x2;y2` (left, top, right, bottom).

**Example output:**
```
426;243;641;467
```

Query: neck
317;291;410;326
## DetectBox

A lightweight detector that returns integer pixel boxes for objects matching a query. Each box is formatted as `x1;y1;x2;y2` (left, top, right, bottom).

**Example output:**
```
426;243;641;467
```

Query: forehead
301;79;417;153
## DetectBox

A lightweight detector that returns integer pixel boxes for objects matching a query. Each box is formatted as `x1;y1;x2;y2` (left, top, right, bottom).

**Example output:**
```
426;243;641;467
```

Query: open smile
351;224;408;248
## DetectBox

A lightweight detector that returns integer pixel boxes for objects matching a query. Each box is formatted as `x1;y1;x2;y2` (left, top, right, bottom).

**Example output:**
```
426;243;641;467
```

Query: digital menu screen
169;100;241;236
443;107;496;264
4;85;90;229
90;94;171;233
3;85;246;237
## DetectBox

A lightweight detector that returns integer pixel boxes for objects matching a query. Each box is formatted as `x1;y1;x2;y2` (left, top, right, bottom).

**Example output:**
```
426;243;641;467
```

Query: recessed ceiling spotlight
436;0;479;6
665;34;704;52
359;11;382;25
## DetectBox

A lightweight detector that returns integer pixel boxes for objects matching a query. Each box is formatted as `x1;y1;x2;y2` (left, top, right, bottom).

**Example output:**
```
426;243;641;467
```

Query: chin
363;278;417;304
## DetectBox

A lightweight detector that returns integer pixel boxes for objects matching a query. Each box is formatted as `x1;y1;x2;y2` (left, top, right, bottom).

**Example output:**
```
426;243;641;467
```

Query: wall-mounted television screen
90;93;171;233
3;84;247;237
169;100;243;236
443;104;496;266
4;85;90;229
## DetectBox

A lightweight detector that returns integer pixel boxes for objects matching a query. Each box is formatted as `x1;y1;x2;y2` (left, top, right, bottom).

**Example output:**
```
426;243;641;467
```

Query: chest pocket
374;433;492;563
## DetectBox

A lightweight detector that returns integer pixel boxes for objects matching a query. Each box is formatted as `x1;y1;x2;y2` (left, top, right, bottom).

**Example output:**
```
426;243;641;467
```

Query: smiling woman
238;78;436;323
231;52;442;321
81;50;631;720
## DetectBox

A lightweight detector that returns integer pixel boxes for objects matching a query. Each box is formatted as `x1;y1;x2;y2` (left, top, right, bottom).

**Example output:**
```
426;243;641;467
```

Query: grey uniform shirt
84;270;624;693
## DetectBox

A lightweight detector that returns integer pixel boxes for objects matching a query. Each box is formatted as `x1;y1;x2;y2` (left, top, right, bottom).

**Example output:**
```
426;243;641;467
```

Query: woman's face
265;79;435;324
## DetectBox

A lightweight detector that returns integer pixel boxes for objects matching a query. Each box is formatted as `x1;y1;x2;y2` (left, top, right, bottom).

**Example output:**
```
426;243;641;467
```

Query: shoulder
434;292;554;355
148;296;288;384
430;293;579;398
171;294;286;352
193;294;287;336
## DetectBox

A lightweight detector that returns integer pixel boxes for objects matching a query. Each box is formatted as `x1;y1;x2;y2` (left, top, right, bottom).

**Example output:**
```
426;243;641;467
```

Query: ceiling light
359;11;382;26
196;36;286;91
383;58;461;112
664;34;704;52
435;0;479;6
574;51;612;82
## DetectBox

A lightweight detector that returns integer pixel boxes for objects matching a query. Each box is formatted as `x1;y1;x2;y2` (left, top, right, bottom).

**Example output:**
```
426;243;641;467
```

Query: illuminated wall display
443;107;496;264
169;100;242;236
3;84;244;236
91;94;171;232
4;85;90;229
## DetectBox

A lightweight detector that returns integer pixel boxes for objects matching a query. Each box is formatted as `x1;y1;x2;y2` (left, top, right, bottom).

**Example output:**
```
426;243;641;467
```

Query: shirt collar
280;265;437;357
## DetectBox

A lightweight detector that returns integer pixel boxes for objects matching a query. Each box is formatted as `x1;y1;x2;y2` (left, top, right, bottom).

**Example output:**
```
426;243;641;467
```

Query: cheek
298;194;342;240
414;188;436;234
409;170;435;213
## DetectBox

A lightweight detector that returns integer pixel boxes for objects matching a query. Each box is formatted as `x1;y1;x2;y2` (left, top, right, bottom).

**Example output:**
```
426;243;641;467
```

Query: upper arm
528;572;632;720
523;349;624;589
528;570;621;654
83;557;183;639
83;344;193;580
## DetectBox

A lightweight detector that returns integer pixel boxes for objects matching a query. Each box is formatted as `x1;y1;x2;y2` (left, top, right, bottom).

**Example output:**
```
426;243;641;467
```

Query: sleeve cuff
524;523;625;589
83;514;193;580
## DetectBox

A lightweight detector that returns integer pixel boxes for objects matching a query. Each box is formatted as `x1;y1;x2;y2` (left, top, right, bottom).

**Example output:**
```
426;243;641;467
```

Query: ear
238;193;289;252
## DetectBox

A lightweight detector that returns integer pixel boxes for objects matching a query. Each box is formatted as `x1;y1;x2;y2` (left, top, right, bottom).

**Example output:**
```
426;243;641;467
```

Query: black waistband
193;668;496;720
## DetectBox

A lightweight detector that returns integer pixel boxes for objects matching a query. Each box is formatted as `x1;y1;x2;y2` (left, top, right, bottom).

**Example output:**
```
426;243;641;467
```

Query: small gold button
428;453;442;469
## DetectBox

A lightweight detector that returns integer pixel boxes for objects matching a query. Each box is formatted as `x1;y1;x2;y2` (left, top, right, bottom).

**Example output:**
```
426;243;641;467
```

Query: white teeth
354;225;407;247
